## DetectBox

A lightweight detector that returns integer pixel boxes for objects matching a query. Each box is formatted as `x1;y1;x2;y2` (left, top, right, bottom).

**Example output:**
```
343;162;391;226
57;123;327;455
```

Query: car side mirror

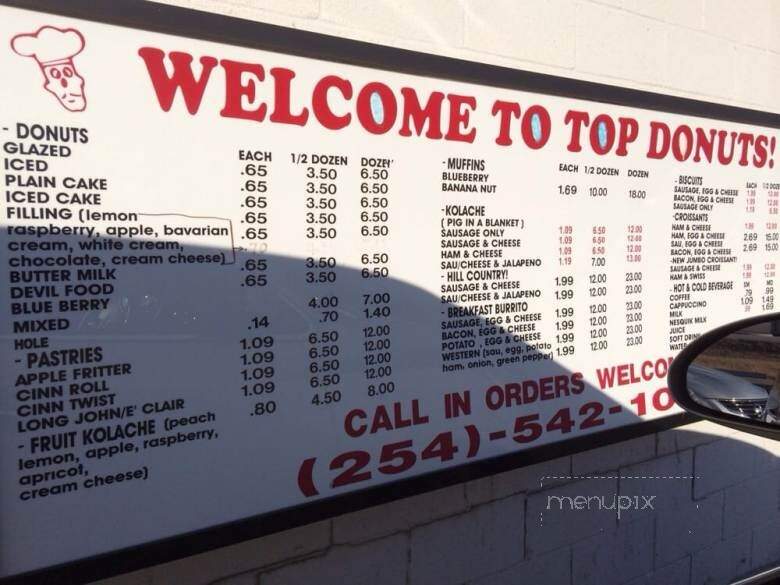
668;313;780;440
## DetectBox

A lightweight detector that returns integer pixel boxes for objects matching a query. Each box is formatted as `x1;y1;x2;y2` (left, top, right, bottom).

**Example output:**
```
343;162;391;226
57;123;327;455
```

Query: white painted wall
93;2;780;584
157;0;780;113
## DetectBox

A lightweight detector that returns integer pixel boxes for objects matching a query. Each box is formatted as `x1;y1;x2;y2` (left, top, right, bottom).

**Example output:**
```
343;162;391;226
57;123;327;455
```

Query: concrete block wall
94;1;779;584
97;420;780;585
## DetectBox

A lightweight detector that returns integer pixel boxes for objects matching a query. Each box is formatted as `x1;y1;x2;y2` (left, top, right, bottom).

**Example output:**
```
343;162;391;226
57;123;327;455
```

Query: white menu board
1;2;778;580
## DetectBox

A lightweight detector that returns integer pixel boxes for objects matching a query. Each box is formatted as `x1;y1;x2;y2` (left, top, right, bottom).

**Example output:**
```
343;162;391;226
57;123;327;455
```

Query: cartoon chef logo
11;26;87;112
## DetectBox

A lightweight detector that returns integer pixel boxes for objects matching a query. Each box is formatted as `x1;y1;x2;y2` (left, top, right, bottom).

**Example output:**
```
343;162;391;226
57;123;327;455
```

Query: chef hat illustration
11;25;85;65
11;25;87;112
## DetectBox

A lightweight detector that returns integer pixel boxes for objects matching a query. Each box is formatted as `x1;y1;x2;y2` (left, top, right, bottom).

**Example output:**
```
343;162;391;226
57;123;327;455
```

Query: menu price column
297;153;344;408
762;181;779;312
238;149;277;418
359;157;395;398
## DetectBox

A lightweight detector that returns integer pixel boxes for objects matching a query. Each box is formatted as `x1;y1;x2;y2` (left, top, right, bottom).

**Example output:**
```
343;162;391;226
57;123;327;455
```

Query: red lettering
138;48;217;115
716;130;737;165
411;400;429;425
539;377;555;400
370;405;393;433
356;82;397;134
491;100;521;146
647;121;671;159
523;380;539;403
312;75;353;130
554;375;570;398
399;88;444;139
344;409;367;438
616;117;638;156
596;366;616;389
654;358;671;379
505;382;522;406
564;110;589;152
753;135;769;167
486;385;503;410
219;59;267;122
521;105;551;149
693;128;716;163
445;94;477;143
590;114;615;155
672;125;693;161
641;360;654;381
392;401;412;429
269;67;309;126
617;364;630;386
737;132;755;166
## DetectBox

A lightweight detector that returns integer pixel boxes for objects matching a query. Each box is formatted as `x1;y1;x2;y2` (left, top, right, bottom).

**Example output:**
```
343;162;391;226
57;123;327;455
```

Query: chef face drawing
11;26;87;112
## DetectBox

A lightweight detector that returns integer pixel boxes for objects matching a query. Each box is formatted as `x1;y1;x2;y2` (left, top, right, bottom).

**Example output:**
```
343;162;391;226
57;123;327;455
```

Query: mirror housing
668;312;780;440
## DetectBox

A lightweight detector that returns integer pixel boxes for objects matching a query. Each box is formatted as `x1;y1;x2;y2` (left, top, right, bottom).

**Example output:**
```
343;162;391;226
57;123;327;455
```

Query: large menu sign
1;1;779;581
